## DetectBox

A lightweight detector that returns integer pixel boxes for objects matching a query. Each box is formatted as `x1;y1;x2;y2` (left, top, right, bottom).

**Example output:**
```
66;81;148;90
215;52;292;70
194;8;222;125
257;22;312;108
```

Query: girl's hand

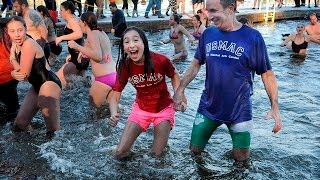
65;54;71;63
55;37;63;45
11;69;27;81
109;113;120;127
68;40;78;49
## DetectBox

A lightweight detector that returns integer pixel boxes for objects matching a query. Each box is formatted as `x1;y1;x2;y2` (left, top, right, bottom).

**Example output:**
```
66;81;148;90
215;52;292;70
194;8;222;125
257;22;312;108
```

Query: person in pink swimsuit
109;27;183;159
67;12;116;109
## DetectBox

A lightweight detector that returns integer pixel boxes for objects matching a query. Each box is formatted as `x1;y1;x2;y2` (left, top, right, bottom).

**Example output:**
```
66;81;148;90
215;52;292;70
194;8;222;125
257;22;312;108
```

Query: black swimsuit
292;35;308;53
15;51;62;93
64;27;89;71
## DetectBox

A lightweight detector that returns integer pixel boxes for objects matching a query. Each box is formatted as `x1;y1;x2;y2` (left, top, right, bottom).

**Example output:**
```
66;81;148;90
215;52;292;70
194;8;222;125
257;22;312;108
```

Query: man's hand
173;92;187;112
265;109;282;133
55;36;63;45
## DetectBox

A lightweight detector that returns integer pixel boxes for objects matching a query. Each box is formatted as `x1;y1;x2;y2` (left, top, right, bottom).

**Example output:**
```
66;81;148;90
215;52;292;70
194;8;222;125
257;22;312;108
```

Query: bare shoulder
29;10;43;27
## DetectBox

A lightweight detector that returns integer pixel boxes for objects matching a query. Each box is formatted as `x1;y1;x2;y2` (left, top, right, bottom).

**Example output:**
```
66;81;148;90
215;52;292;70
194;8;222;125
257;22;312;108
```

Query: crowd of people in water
3;0;320;170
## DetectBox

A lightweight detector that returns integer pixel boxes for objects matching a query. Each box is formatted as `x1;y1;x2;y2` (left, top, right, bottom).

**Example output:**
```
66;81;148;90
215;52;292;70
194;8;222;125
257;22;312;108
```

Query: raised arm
261;70;282;133
280;34;293;47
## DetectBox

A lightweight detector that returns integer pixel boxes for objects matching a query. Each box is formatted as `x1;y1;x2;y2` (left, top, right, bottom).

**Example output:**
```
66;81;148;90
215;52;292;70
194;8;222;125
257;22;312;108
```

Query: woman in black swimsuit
281;23;320;55
7;16;61;134
55;1;87;88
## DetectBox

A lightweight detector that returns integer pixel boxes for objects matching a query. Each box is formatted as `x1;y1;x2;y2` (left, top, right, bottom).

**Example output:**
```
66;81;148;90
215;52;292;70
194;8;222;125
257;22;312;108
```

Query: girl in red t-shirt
109;26;182;159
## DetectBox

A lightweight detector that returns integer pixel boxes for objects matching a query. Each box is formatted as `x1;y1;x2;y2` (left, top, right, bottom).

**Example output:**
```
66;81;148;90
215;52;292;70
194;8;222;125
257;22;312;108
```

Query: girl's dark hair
172;14;180;24
80;11;100;31
36;5;56;29
193;15;202;25
0;18;10;51
117;26;154;82
61;1;76;15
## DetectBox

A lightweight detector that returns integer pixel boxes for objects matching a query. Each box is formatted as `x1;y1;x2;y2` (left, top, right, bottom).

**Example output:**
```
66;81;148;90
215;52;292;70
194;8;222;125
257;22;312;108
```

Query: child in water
109;26;183;159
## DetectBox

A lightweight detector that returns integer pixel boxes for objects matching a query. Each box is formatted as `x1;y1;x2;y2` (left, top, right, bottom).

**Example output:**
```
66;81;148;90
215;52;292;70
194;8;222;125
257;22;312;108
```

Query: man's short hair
220;0;237;10
12;0;29;6
109;3;117;8
309;12;317;18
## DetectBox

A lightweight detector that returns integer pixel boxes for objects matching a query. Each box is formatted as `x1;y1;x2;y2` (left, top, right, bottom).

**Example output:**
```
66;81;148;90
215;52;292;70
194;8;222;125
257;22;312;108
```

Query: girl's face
192;17;198;26
169;16;176;26
296;24;305;33
60;6;69;20
123;30;145;64
37;10;44;18
7;20;26;46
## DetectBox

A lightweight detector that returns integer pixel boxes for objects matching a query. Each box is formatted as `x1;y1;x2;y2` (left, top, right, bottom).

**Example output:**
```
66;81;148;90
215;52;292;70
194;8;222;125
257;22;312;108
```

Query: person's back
90;30;116;77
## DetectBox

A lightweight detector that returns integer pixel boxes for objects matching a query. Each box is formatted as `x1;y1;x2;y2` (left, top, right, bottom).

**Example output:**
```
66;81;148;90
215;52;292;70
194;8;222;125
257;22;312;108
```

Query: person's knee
14;116;29;130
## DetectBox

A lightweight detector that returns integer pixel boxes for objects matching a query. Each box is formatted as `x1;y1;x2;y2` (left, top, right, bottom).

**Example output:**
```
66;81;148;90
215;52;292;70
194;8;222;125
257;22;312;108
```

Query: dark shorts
0;80;19;117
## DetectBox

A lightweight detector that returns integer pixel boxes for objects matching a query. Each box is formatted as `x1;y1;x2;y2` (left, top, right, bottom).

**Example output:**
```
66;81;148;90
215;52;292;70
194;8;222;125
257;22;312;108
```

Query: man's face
206;0;232;30
109;6;116;13
13;1;23;16
310;15;318;25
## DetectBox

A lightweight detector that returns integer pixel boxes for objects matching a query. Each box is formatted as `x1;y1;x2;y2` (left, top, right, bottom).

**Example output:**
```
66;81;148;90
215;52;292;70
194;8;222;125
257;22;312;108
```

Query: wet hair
12;0;29;6
238;17;248;24
296;23;305;28
61;1;76;15
172;14;180;24
193;15;202;25
109;3;117;8
0;18;10;51
36;5;56;29
117;26;154;82
80;11;100;30
6;16;26;29
220;0;237;11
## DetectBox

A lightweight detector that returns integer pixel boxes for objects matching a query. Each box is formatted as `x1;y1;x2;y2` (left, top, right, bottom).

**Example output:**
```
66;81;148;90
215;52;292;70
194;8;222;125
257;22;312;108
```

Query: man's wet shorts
128;102;175;131
190;112;253;149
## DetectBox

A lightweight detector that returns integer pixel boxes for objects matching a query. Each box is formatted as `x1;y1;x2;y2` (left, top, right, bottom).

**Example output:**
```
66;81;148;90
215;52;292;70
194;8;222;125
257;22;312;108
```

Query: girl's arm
280;34;293;46
109;91;122;127
56;18;83;44
171;70;181;93
179;25;195;42
68;32;103;62
19;40;37;77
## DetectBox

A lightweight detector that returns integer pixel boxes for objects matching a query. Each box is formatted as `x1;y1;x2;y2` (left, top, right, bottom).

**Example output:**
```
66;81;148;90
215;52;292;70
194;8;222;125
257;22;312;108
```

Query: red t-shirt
0;41;13;85
113;52;176;113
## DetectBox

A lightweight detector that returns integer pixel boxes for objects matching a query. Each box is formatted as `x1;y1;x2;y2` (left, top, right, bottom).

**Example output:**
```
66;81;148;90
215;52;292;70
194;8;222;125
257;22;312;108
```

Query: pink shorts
128;102;175;132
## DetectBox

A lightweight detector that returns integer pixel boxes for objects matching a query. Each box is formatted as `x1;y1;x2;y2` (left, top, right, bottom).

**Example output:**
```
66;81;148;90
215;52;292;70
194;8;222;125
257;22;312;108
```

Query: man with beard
12;0;48;49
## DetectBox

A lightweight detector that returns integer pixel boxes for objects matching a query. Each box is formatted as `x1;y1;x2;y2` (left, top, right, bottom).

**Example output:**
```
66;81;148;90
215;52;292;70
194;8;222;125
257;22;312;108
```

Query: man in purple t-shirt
173;0;282;167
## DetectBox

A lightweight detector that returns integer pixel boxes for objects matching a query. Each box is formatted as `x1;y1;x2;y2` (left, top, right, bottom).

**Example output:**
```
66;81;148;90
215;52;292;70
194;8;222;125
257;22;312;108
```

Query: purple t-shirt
194;25;271;124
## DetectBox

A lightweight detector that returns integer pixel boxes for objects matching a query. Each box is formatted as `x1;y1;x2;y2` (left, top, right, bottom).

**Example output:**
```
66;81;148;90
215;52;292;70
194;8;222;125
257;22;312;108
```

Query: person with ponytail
67;11;116;109
36;5;62;64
